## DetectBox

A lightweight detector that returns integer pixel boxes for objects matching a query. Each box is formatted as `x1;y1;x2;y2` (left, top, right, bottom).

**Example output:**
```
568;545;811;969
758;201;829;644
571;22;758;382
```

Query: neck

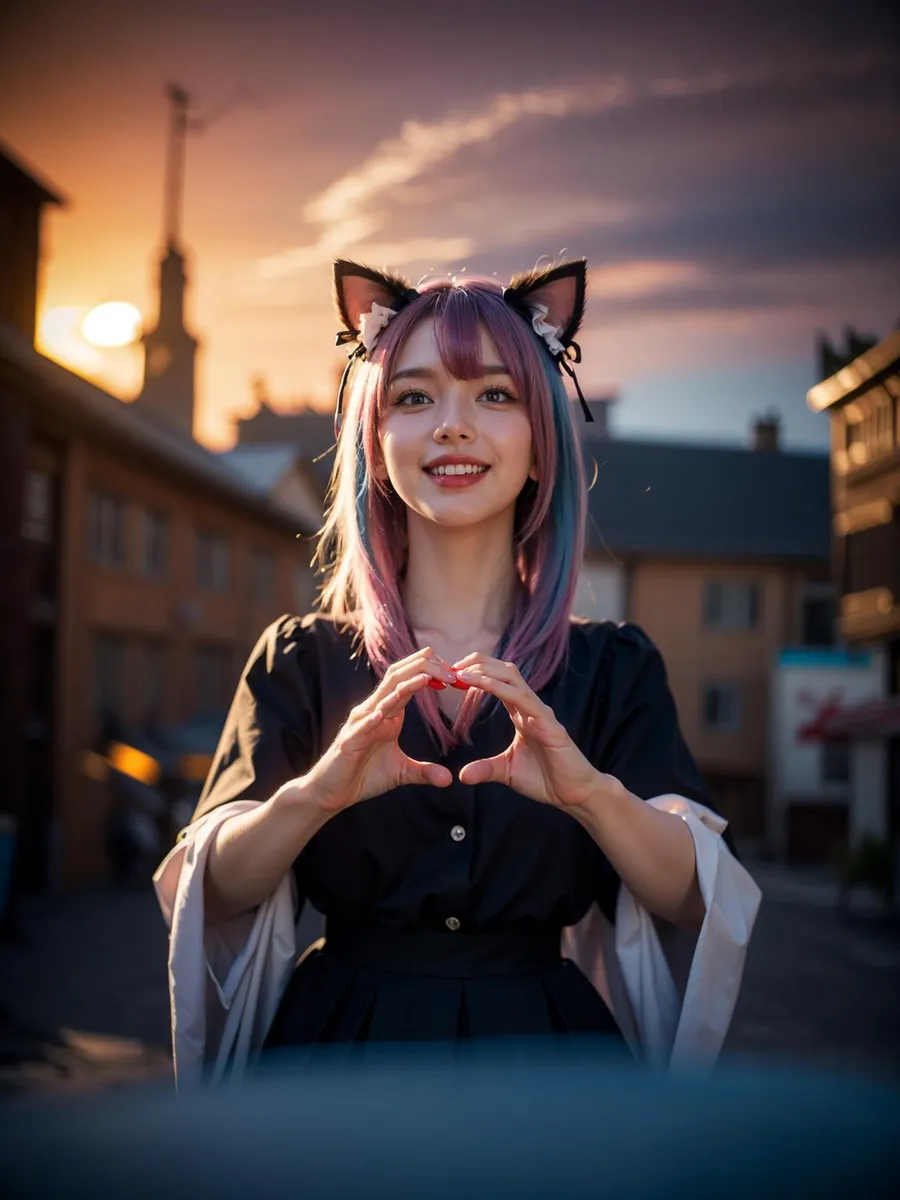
401;511;520;644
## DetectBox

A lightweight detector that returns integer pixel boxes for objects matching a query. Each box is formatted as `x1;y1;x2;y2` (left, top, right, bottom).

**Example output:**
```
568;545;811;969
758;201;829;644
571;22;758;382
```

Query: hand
451;654;602;810
306;647;456;813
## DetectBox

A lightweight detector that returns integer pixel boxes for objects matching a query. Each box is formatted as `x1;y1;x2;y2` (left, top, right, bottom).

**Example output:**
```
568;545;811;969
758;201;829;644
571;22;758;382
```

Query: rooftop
0;325;316;537
584;437;829;561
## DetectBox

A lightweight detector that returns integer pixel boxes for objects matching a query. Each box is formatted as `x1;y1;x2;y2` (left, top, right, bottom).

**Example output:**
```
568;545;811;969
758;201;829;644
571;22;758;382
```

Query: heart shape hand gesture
450;654;603;810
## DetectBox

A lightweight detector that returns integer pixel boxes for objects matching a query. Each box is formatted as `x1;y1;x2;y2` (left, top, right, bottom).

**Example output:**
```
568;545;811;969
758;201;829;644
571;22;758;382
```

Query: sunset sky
2;0;898;450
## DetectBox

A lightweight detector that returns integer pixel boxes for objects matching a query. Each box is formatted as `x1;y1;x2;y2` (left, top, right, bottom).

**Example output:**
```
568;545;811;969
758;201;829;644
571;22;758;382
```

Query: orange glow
81;749;111;783
178;753;213;782
38;306;143;399
107;742;162;786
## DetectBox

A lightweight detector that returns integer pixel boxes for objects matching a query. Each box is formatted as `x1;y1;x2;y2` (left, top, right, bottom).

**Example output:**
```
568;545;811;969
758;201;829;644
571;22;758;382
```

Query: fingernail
451;679;471;690
427;679;447;690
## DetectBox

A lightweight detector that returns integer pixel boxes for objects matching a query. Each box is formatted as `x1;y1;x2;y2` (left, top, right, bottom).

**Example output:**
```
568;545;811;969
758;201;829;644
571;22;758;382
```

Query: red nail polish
451;680;471;690
427;679;447;690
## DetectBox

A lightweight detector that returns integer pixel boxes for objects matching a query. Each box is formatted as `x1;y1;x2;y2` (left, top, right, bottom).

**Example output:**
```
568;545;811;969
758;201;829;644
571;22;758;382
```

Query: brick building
0;145;317;891
806;328;900;880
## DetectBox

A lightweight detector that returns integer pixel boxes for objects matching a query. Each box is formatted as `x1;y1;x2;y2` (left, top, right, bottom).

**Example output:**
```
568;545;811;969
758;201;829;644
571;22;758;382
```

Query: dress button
445;916;461;932
450;824;466;842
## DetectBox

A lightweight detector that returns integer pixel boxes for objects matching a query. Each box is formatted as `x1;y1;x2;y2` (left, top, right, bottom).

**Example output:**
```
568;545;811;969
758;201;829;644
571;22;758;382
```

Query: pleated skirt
262;922;629;1057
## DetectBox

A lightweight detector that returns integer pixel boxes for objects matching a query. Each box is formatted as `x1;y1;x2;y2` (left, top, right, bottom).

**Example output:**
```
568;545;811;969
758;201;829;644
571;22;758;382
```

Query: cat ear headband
332;257;593;439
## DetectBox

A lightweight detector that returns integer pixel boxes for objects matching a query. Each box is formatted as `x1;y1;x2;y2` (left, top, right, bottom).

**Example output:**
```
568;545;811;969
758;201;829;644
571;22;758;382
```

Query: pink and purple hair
313;276;588;755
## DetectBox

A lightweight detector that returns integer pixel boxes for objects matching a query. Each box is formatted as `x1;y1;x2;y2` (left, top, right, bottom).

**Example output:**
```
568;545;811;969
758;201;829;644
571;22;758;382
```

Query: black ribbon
559;341;593;422
334;339;365;440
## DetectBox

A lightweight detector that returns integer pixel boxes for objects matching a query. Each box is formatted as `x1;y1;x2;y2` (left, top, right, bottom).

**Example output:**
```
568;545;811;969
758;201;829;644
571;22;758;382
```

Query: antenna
161;82;251;249
162;83;190;249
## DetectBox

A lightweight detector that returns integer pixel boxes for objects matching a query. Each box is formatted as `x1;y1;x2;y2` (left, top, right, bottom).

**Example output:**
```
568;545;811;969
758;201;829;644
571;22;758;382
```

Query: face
377;316;537;529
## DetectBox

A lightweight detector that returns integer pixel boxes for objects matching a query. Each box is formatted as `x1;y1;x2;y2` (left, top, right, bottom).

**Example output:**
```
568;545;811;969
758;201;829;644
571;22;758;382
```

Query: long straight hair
313;277;587;754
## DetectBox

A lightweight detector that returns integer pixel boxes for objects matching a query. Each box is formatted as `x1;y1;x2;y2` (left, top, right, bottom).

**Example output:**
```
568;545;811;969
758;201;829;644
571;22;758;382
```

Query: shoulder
569;619;671;706
246;611;363;679
570;617;665;674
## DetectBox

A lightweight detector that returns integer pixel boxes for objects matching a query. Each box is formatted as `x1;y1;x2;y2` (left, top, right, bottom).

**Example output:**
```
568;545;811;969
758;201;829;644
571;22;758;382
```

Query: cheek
378;423;419;474
494;413;534;466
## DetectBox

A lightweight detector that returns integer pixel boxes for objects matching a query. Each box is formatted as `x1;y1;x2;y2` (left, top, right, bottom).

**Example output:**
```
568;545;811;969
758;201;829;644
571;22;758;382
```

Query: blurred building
806;329;900;874
0;145;318;890
220;444;324;535
572;414;833;853
769;648;882;863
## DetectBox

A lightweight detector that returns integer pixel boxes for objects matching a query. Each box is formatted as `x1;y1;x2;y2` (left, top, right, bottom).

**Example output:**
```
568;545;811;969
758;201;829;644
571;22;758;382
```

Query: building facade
0;146;317;893
806;329;900;884
570;424;833;853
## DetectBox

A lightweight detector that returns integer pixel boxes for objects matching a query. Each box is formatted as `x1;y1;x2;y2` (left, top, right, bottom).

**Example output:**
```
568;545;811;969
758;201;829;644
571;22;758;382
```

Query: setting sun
81;301;143;348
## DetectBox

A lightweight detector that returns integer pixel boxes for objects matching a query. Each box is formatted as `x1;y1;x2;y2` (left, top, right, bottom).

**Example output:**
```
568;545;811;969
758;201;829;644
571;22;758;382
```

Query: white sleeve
152;801;297;1088
562;795;761;1069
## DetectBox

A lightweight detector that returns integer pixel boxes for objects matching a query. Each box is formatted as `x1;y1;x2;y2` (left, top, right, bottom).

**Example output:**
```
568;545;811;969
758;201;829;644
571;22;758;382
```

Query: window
251;550;276;603
137;639;166;726
195;644;233;715
704;581;760;631
844;387;895;466
702;683;742;732
822;740;850;784
844;516;900;596
800;584;837;647
196;530;229;592
22;470;53;543
140;509;168;579
88;492;126;567
91;634;126;731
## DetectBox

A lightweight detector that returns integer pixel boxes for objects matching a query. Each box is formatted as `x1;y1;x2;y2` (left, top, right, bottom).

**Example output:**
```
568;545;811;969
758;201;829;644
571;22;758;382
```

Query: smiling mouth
423;464;490;476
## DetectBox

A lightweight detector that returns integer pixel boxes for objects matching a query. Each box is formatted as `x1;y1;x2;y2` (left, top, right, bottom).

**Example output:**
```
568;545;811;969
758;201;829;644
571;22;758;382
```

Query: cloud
259;236;475;279
256;50;889;283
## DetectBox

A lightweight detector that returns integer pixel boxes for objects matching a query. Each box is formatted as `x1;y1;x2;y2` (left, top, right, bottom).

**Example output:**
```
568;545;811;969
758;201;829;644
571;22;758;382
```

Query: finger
338;706;386;753
453;669;547;722
399;756;453;788
371;653;457;707
458;754;509;787
449;653;516;673
378;672;434;720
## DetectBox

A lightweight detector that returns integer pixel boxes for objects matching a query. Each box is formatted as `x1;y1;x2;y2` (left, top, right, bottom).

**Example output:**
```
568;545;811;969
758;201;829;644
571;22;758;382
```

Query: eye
393;389;432;408
480;386;517;404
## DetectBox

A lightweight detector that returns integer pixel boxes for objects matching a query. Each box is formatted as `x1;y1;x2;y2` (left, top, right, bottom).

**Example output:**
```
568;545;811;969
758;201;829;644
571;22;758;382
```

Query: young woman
155;259;759;1083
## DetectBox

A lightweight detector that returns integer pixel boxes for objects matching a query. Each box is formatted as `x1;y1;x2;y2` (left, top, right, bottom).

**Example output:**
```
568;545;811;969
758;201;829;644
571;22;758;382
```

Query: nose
433;390;476;443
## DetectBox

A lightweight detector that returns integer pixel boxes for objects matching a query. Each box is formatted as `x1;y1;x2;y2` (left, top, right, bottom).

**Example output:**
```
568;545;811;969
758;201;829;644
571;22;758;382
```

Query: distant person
155;259;761;1085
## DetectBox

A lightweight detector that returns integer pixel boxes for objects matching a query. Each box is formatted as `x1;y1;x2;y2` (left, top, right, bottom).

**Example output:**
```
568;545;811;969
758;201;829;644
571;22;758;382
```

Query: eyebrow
389;365;511;384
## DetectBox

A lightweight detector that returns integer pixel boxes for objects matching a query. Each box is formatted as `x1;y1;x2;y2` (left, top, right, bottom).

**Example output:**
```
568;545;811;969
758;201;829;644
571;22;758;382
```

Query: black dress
190;614;717;1053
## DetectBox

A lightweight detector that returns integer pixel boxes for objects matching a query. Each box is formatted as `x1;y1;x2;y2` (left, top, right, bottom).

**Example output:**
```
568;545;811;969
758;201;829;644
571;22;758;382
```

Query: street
1;865;899;1098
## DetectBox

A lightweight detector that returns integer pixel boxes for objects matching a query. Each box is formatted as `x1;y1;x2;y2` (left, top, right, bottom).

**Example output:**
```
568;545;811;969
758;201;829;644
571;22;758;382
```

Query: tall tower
138;84;199;439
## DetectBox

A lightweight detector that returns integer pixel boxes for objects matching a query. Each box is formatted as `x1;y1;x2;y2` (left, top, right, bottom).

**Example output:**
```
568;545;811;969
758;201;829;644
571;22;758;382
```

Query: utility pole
162;83;190;250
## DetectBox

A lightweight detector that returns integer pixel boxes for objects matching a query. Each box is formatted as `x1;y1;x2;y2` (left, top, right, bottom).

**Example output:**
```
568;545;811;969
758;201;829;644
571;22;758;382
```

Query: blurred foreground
1;859;899;1100
2;1047;898;1199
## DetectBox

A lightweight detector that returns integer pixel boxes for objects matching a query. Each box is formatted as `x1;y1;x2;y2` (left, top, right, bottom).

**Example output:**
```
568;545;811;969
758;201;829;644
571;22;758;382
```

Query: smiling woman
154;256;760;1088
81;301;143;348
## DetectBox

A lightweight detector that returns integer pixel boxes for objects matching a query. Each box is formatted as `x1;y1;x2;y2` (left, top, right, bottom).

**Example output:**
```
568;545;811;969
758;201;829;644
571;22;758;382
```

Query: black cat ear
505;259;587;348
333;260;417;336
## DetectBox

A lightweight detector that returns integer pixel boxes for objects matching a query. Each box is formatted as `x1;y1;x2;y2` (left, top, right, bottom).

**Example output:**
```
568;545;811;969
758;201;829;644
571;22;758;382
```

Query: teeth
427;464;488;476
